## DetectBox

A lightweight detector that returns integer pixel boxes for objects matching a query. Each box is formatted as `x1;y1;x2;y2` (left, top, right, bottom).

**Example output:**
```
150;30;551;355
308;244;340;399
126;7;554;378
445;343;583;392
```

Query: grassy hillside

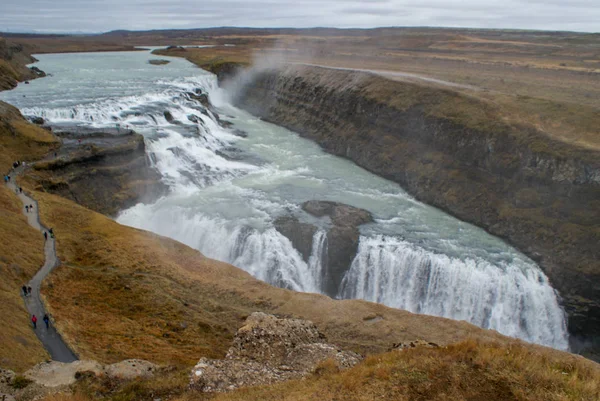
201;340;600;401
0;101;59;172
0;102;59;372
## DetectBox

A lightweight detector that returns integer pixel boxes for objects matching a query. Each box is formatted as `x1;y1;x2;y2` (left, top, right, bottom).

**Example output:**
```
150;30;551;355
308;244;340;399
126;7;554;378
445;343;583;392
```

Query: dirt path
7;167;78;362
291;62;480;91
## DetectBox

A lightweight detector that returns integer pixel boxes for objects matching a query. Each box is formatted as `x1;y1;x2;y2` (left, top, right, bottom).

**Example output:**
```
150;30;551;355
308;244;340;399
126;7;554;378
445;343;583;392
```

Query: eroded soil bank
234;65;600;355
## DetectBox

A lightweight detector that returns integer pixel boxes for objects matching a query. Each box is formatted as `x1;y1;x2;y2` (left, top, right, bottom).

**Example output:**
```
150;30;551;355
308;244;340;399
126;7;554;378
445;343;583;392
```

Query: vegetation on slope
0;102;59;371
0;101;59;172
40;340;600;401
201;340;600;401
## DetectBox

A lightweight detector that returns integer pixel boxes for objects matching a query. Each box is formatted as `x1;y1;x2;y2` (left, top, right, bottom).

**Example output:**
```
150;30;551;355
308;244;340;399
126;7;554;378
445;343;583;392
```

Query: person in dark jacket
22;285;27;297
31;315;37;329
27;286;32;296
43;314;50;329
44;231;48;241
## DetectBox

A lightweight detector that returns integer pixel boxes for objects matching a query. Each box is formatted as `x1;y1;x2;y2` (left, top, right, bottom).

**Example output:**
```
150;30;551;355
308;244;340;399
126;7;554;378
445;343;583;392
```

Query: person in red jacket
31;315;37;329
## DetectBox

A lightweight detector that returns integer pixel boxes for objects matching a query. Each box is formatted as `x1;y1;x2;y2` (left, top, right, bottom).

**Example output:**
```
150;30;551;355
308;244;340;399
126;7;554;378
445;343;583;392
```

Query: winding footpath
7;167;78;362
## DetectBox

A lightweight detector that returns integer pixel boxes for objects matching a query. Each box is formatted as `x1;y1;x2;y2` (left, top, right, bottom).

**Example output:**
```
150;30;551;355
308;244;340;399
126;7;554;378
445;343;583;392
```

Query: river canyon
0;49;572;352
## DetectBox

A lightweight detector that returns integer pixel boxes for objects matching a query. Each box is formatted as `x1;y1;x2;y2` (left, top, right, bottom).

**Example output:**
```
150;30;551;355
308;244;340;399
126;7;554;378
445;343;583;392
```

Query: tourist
19;187;22;193
25;205;29;213
22;285;27;297
29;204;33;211
44;231;47;241
27;286;32;296
31;315;37;329
43;314;50;329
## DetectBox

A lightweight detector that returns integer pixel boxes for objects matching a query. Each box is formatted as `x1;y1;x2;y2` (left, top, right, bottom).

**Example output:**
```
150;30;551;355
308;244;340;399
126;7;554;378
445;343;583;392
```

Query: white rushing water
0;50;569;350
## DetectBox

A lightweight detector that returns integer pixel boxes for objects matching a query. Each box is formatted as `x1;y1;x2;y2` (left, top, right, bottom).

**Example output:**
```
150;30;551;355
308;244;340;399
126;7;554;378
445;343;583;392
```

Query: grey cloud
0;0;598;33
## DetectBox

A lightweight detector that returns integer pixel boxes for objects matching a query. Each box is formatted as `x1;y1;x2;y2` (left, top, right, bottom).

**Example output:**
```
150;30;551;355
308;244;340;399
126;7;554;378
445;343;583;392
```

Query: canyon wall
235;65;600;352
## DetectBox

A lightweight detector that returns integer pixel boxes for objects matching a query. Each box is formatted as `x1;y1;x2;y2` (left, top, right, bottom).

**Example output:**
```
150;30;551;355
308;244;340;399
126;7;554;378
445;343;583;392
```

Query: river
0;49;569;350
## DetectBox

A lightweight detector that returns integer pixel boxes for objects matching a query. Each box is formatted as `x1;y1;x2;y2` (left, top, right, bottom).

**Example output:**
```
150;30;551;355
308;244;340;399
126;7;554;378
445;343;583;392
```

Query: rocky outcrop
27;129;166;216
0;38;45;91
236;65;600;353
275;201;373;296
148;59;170;65
190;312;361;393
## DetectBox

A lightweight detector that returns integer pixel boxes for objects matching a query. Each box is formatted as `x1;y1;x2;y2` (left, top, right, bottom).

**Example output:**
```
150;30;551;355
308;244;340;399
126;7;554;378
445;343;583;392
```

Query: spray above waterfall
0;49;570;351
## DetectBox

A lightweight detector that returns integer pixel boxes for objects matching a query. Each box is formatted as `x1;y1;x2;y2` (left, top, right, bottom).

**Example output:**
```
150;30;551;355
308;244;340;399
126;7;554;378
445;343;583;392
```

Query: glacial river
0;50;569;350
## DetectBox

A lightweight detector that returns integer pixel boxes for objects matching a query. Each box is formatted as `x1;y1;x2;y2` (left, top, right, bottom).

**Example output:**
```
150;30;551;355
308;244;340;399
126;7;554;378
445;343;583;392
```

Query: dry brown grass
0;185;49;371
0;101;60;172
176;340;599;401
0;103;59;371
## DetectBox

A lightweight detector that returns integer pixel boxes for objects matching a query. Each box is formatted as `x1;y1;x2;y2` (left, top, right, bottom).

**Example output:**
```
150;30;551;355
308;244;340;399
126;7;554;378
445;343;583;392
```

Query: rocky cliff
25;129;166;217
0;38;45;91
235;65;600;354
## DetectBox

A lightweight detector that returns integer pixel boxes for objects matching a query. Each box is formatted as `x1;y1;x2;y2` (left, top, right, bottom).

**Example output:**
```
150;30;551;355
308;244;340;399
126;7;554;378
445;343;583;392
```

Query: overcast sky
1;0;599;33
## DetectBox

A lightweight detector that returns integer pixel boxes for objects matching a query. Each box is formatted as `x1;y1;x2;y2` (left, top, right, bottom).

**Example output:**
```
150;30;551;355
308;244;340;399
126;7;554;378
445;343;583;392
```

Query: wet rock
30;116;44;125
274;216;318;261
188;90;211;108
305;201;373;296
303;200;372;227
231;129;248;138
190;312;361;393
274;201;373;296
148;59;170;66
163;111;175;123
187;114;202;124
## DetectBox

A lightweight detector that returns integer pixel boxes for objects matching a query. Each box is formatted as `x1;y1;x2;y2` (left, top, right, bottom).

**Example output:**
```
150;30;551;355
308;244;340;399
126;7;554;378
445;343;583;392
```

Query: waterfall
339;235;569;349
9;50;570;353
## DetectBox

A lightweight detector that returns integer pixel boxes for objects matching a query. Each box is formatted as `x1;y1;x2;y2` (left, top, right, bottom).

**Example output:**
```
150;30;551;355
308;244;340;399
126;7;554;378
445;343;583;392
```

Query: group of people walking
23;287;52;329
31;314;50;329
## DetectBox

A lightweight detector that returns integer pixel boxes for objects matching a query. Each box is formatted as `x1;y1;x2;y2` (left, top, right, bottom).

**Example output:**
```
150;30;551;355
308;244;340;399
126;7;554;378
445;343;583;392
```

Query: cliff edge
235;65;600;355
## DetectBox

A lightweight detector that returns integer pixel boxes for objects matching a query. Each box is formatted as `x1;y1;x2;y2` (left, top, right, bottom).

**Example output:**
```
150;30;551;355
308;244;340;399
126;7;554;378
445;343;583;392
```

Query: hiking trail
7;166;78;362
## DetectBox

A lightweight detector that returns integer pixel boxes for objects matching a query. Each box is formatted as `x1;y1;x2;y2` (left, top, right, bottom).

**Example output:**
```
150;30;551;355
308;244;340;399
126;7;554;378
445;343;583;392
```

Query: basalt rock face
236;65;600;353
274;201;373;297
190;312;361;393
27;130;166;217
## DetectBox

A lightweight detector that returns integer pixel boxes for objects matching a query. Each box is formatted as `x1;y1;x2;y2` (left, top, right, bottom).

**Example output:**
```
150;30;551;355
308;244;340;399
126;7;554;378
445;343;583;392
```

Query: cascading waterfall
0;50;570;351
340;236;568;349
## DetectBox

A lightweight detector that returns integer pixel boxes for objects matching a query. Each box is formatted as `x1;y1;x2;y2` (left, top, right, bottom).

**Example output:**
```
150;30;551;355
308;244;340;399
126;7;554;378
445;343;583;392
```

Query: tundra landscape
0;13;599;401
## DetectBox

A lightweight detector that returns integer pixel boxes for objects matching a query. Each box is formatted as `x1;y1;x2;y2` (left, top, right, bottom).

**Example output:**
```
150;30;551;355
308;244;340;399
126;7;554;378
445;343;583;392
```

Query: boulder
0;369;15;386
190;312;361;393
148;59;170;66
163;111;175;123
24;360;103;388
273;216;318;261
30;116;44;125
